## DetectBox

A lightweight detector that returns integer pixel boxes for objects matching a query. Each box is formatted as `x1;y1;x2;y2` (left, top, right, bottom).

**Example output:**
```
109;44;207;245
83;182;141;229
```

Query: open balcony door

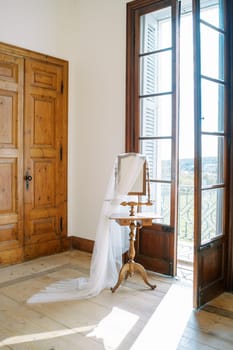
126;0;180;277
193;0;228;308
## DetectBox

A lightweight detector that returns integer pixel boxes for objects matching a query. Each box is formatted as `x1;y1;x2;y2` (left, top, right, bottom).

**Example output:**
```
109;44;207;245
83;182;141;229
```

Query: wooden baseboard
61;237;72;251
71;236;94;253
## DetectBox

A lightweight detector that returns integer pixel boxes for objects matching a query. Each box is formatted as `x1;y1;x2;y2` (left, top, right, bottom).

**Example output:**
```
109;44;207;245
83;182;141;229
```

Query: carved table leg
111;219;156;293
133;262;156;289
111;263;130;293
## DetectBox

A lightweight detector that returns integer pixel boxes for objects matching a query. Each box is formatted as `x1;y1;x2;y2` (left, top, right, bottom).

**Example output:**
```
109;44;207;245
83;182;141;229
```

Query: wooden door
126;0;180;276
23;58;67;260
193;0;228;308
0;43;68;265
0;53;24;264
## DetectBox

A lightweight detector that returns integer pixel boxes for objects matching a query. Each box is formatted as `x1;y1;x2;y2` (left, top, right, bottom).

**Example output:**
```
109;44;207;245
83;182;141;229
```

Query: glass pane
140;95;172;137
201;188;224;243
180;8;194;165
202;135;224;186
140;51;172;95
201;23;224;80
144;182;171;225
140;139;171;181
178;184;194;243
201;79;224;133
140;7;171;54
200;0;224;30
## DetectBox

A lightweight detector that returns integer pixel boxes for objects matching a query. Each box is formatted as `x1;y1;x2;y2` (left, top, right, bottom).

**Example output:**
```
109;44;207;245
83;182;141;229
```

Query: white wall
0;0;129;240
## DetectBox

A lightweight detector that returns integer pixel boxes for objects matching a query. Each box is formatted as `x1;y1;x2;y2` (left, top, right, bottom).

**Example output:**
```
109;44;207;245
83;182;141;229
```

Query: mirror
118;153;146;195
117;153;152;216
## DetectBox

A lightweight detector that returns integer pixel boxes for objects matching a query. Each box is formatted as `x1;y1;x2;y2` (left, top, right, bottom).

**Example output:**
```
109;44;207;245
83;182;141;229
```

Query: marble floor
0;250;232;349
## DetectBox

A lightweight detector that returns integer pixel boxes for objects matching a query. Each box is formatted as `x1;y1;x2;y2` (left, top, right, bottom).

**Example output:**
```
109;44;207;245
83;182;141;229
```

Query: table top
109;212;162;220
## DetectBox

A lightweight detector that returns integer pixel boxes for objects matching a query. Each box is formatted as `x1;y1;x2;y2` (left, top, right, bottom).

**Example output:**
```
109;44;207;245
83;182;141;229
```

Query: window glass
202;135;224;186
144;182;171;225
201;79;224;133
200;23;224;80
140;51;172;95
140;139;171;181
140;95;172;137
201;188;224;243
200;0;224;30
140;7;172;54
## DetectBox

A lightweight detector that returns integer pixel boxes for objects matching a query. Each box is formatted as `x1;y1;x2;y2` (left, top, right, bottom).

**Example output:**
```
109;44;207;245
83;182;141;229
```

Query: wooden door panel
0;53;24;264
26;217;57;244
197;239;225;306
24;59;66;259
33;217;56;236
33;96;56;147
34;160;55;208
0;224;18;243
0;159;17;213
29;61;58;90
27;158;57;244
0;54;19;83
0;91;17;147
136;225;174;275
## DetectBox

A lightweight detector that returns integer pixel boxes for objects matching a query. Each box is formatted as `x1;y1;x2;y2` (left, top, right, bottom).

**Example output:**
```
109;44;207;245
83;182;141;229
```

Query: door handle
24;171;32;190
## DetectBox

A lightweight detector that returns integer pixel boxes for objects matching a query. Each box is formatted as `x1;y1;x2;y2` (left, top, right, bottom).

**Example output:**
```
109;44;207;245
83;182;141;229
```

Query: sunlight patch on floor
87;306;139;349
0;286;192;349
130;284;192;350
0;325;96;347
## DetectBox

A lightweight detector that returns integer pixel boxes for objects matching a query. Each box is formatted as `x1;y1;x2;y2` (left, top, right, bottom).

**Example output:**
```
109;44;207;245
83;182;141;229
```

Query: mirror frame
117;153;147;195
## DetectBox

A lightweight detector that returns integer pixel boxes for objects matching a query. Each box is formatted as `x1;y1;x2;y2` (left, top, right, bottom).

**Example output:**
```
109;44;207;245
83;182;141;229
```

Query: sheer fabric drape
28;153;145;303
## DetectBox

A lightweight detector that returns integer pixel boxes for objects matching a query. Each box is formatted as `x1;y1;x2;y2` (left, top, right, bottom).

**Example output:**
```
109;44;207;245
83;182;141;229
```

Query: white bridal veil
27;153;145;303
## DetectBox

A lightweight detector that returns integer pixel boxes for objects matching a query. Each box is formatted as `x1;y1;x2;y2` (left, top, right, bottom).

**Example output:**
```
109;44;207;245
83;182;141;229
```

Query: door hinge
60;217;63;233
61;80;64;94
60;144;63;161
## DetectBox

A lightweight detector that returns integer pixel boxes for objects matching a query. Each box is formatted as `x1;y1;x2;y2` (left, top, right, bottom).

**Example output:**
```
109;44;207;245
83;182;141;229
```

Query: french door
126;0;230;307
193;0;229;308
126;0;180;276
